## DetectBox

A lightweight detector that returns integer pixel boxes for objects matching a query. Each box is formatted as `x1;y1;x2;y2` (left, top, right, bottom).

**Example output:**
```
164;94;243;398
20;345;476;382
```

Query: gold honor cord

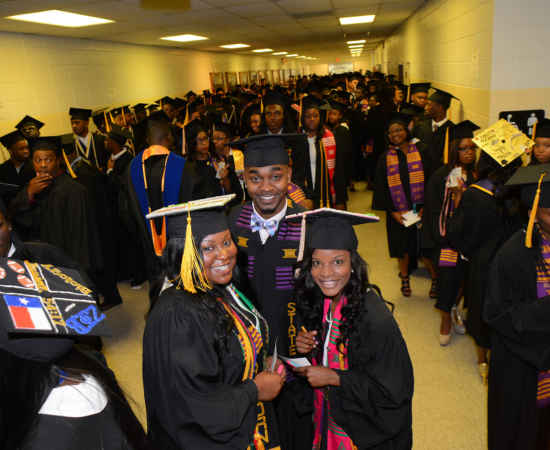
526;172;547;248
74;133;99;167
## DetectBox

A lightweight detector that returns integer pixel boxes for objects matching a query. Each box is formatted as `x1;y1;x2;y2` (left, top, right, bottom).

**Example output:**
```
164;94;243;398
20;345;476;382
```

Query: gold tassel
345;77;349;92
533;121;538;141
104;111;111;132
444;127;449;165
526;172;546;248
261;98;264;114
407;85;410;103
62;150;77;179
179;209;213;293
253;427;266;450
122;107;127;126
298;97;303;129
183;104;190;127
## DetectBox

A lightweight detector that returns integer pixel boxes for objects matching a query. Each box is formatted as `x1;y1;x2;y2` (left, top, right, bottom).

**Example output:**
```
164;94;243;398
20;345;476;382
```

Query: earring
351;269;354;273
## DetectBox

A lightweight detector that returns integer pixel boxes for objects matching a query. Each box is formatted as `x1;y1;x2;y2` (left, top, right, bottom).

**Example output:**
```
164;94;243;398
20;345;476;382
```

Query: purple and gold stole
386;143;424;213
365;137;374;155
535;224;550;408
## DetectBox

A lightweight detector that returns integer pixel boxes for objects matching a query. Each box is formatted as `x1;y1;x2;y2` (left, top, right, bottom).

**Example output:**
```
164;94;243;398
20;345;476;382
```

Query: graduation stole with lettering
386;143;424;213
130;146;185;256
535;224;550;409
312;298;357;450
319;128;337;205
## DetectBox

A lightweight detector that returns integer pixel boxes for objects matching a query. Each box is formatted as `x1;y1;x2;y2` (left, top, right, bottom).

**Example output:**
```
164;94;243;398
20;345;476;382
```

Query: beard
257;205;277;215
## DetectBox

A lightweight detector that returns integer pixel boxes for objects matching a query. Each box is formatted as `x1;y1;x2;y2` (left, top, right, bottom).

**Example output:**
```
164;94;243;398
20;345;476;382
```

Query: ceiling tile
249;14;297;26
340;23;373;34
333;6;380;17
119;0;215;13
205;0;271;7
127;15;195;28
234;26;271;35
14;0;110;7
301;18;340;28
275;0;332;14
373;11;413;22
328;0;381;6
212;18;260;30
83;22;153;34
378;1;424;13
265;22;305;31
175;9;241;23
62;2;163;21
223;3;285;18
0;2;44;15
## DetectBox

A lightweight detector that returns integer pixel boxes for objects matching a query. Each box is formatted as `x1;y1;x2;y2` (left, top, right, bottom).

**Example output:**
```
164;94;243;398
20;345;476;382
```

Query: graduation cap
228;133;307;167
533;118;550;140
222;98;233;107
506;164;550;248
60;133;76;156
146;194;235;293
410;83;431;95
442;120;481;164
239;91;258;102
33;135;77;178
157;96;175;108
366;80;379;88
108;124;132;147
91;108;108;127
396;84;409;98
185;91;197;99
174;98;187;109
211;94;223;104
213;121;237;138
147;104;159;112
15;115;45;132
286;208;379;255
382;111;415;131
121;105;132;114
307;83;323;94
400;103;424;117
429;89;459;109
329;100;349;114
0;130;26;149
355;84;367;93
386;74;397;82
0;257;111;362
109;107;123;119
335;91;353;101
184;118;205;138
69;108;92;121
372;72;385;80
132;103;148;113
348;74;360;82
0;182;20;209
300;95;332;111
202;89;211;96
263;90;293;112
133;110;172;136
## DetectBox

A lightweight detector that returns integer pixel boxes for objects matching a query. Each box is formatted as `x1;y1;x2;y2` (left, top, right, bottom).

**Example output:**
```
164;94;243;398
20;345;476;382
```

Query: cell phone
413;203;423;214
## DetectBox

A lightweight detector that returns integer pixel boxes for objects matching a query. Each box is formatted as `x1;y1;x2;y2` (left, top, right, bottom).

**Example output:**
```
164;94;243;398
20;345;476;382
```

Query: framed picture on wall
250;71;258;84
290;68;297;77
266;70;273;84
210;72;225;92
226;72;238;91
239;71;250;86
258;70;266;83
272;70;280;84
283;69;291;83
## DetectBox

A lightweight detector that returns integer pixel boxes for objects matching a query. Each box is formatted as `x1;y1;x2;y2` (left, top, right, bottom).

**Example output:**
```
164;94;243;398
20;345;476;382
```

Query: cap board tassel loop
62;150;77;179
294;212;307;277
180;209;213;293
444;127;450;165
526;172;546;248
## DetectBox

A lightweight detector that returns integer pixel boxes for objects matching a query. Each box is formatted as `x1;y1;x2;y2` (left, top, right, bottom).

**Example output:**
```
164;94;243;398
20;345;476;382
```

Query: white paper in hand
271;336;278;373
215;161;226;179
280;356;311;368
446;167;462;187
402;210;420;227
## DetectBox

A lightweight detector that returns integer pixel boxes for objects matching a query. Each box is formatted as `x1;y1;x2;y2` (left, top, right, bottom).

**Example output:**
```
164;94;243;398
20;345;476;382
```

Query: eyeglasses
458;146;477;152
212;137;229;142
195;137;210;144
11;146;30;151
163;108;174;113
388;128;405;136
21;127;36;133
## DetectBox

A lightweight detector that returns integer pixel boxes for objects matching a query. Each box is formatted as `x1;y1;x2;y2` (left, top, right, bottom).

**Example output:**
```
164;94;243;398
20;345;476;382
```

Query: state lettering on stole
237;237;249;247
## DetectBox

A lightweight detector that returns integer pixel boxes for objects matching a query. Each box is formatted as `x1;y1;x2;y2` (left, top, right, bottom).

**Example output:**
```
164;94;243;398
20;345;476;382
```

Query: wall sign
499;110;546;138
329;62;353;74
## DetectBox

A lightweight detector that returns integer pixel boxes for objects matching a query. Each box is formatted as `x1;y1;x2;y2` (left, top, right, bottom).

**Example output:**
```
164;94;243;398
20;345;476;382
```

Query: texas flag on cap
5;295;52;331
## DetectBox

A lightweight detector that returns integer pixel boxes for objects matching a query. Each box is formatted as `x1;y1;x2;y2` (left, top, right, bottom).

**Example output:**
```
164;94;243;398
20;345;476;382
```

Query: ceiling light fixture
340;15;375;25
348;45;364;48
7;10;113;27
252;48;273;53
347;40;366;44
296;56;306;58
273;52;288;55
286;54;298;57
162;34;208;42
221;44;250;49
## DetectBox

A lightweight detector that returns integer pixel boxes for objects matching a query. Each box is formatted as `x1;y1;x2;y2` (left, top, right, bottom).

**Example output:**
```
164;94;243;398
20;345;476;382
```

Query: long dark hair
0;347;152;450
293;248;370;352
476;151;522;227
185;131;222;163
448;138;476;172
300;108;326;142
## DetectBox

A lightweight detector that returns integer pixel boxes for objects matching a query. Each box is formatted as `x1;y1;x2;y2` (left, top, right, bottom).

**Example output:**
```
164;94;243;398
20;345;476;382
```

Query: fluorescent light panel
7;10;112;27
340;15;375;25
162;34;208;42
286;54;298;57
221;44;249;48
273;52;287;55
348;45;364;48
252;48;273;53
347;40;366;44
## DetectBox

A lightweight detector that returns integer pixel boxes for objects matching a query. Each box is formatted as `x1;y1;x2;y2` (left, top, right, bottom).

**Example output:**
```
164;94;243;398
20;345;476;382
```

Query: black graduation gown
484;230;550;450
364;104;395;180
412;119;454;165
420;164;474;312
74;133;109;171
447;183;521;349
343;107;365;180
228;199;313;450
119;153;212;282
332;125;354;188
371;142;436;259
191;155;243;208
71;158;121;305
0;158;35;205
143;286;280;450
314;289;414;449
9;173;103;272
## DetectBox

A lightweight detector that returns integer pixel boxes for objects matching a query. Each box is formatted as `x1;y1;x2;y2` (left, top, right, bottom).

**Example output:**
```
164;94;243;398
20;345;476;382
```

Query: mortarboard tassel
346;77;349;93
103;111;111;132
109;112;115;125
407;85;411;103
298;98;303;129
261;98;264;114
294;212;307;277
444;127;449;165
183;104;190;127
526;172;546;248
179;209;213;293
533;121;538;141
62;150;77;179
122;108;127;126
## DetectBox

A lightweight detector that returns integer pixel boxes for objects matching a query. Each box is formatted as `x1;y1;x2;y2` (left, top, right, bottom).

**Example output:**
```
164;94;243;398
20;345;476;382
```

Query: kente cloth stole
287;182;306;204
320;128;337;203
129;146;185;256
536;224;550;409
365;137;374;155
386;143;424;213
438;170;467;267
312;298;357;450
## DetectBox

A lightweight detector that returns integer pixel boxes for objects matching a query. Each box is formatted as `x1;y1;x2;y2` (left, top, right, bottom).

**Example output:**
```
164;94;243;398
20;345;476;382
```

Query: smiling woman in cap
483;164;550;450
292;208;413;450
143;195;284;450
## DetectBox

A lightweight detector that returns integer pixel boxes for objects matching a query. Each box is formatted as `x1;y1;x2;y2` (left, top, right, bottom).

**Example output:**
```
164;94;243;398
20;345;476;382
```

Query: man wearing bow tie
227;134;312;450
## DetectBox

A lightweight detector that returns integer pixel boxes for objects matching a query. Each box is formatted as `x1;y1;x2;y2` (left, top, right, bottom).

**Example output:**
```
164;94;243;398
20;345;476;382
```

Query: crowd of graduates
0;69;549;450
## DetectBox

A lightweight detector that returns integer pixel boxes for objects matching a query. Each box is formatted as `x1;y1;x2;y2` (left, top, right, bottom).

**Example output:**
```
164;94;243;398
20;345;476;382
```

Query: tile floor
102;181;488;449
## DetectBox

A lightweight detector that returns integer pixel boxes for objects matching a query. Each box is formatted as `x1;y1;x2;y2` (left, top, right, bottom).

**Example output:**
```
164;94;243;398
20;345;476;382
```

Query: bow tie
250;213;278;236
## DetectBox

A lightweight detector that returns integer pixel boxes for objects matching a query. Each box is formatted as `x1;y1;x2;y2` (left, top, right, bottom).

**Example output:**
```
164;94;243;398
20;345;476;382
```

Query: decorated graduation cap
473;119;535;167
146;194;235;293
0;130;26;149
382;111;415;131
442;120;481;164
410;83;431;95
428;89;459;110
132;103;148;113
533;118;550;140
0;258;111;362
505;164;550;248
228;133;307;167
69;108;92;121
108;124;132;146
15;115;45;132
213;121;237;138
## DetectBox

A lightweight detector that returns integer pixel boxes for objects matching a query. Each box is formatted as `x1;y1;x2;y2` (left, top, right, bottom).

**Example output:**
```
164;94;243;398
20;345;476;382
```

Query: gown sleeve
333;128;351;205
329;314;414;448
484;244;550;372
447;188;487;254
371;152;395;212
144;297;259;448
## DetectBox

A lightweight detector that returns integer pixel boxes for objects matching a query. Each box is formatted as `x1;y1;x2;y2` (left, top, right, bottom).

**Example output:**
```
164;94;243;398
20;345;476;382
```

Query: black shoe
99;301;119;312
130;275;147;287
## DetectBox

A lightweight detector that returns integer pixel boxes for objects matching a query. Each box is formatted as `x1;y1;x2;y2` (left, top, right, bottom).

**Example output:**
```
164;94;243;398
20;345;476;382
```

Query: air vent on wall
288;10;335;20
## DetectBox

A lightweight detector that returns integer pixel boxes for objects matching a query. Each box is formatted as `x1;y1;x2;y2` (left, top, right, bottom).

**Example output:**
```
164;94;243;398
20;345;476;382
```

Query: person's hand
218;163;230;180
299;199;314;211
266;356;286;382
391;211;405;226
107;157;115;171
418;208;424;219
294;366;340;388
449;178;465;198
296;330;317;354
334;203;346;211
253;370;284;401
28;173;52;198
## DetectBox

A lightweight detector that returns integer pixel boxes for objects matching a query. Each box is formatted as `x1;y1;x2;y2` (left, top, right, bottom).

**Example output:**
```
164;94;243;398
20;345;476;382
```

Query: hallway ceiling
0;0;425;60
